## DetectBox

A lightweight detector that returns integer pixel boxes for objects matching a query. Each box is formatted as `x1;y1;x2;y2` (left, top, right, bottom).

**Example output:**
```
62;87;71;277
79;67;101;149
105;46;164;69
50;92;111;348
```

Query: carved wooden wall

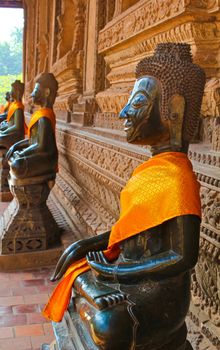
23;0;220;348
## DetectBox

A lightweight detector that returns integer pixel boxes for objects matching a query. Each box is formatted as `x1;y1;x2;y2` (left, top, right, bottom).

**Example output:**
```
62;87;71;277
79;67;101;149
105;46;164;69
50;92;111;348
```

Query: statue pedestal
0;173;60;254
0;148;12;202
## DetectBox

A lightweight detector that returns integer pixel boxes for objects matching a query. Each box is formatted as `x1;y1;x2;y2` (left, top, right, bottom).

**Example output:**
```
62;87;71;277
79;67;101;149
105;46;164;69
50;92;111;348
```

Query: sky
0;8;24;43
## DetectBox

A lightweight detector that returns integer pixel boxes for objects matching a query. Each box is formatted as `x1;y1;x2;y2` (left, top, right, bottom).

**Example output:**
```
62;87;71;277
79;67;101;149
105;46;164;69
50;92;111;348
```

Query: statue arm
87;215;200;283
0;120;8;131
6;138;29;160
0;109;24;135
51;231;110;281
13;117;51;157
0;112;7;123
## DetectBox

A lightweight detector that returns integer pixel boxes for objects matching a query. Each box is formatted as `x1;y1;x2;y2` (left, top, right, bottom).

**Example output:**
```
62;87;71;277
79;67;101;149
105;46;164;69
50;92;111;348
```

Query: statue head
11;80;24;102
31;73;58;108
5;91;10;102
120;43;206;153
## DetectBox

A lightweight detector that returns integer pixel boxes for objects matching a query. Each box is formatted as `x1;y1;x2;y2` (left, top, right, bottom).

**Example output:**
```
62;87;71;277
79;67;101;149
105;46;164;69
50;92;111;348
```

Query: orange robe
6;101;27;134
27;108;56;138
7;101;24;122
43;152;201;322
3;101;10;113
27;108;58;172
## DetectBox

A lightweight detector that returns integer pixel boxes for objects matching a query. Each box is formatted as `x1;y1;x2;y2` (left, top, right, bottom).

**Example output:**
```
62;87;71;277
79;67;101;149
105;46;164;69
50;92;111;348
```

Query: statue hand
87;251;109;264
6;145;15;160
86;251;116;282
51;231;110;282
0;120;8;130
13;151;22;159
51;241;85;282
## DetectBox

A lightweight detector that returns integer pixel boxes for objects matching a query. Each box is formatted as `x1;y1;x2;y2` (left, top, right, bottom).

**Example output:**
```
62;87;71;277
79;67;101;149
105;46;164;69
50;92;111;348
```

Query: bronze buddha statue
0;81;25;150
1;73;60;254
46;44;205;350
0;91;11;123
6;73;58;179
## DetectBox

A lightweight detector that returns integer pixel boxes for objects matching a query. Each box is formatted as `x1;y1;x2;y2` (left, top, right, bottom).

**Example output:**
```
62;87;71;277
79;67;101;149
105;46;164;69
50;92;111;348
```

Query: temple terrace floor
0;202;57;350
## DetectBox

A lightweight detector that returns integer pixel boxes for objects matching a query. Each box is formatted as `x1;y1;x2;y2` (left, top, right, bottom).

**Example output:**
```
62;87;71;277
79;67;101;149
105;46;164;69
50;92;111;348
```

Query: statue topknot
136;43;206;141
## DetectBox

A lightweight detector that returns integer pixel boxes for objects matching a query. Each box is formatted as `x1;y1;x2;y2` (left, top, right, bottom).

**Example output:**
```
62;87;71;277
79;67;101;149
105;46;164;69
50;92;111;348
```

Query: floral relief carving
98;0;187;51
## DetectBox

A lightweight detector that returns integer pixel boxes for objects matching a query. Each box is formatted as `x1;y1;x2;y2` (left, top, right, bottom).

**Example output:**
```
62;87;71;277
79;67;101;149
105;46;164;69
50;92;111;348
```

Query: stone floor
0;267;56;350
0;202;57;350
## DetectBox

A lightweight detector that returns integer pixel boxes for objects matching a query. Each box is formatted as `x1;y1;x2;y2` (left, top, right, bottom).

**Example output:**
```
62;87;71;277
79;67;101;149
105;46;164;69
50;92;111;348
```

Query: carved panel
98;0;220;53
55;128;148;234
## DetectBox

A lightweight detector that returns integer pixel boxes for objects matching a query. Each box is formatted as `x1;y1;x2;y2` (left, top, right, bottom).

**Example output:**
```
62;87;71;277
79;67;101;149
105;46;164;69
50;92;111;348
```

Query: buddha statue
0;81;25;149
0;82;25;201
0;73;60;254
0;91;11;123
44;44;205;350
6;73;58;179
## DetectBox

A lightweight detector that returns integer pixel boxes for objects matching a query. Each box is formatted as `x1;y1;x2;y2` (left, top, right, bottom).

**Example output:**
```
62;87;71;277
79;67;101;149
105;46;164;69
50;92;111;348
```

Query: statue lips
125;116;151;143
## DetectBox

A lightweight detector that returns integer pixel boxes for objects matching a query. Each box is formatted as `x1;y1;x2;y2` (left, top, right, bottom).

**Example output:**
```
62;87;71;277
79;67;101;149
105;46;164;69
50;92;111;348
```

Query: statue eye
131;94;147;108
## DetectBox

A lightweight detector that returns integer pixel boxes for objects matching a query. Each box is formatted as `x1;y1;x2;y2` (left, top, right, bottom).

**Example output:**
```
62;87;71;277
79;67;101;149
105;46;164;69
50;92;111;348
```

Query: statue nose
119;105;129;119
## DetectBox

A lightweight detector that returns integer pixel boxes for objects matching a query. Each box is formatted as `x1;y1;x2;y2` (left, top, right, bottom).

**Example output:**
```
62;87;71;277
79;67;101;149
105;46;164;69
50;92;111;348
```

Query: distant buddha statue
0;91;11;123
6;73;58;180
1;73;60;255
0;81;26;149
44;44;205;350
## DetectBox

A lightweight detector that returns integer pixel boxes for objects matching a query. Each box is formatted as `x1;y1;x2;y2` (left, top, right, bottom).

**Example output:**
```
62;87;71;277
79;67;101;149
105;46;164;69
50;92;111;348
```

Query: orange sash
3;101;10;113
43;152;201;322
28;108;56;138
7;101;24;122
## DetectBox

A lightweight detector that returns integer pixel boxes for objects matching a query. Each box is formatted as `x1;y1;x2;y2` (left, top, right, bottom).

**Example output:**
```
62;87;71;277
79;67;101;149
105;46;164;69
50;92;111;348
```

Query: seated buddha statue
0;91;11;123
0;81;25;149
0;73;60;255
44;44;205;350
6;73;58;180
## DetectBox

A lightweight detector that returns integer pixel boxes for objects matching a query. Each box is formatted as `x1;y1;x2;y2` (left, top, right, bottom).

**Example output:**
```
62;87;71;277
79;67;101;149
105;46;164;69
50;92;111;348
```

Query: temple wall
23;0;220;348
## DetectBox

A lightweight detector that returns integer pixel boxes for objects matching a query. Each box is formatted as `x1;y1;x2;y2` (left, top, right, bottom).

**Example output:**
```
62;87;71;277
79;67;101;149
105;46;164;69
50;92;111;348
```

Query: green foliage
0;73;22;105
0;26;23;105
0;27;23;75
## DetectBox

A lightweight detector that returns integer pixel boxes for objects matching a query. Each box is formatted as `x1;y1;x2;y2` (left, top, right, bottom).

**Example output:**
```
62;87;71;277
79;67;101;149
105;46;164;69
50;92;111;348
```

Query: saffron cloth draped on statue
3;101;10;113
43;152;201;322
6;101;28;134
7;101;24;122
27;108;56;138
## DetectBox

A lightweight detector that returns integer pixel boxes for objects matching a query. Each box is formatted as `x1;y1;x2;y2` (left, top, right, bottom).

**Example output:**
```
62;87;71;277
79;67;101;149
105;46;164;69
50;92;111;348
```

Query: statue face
5;92;10;101
11;86;19;101
119;77;163;144
31;83;46;105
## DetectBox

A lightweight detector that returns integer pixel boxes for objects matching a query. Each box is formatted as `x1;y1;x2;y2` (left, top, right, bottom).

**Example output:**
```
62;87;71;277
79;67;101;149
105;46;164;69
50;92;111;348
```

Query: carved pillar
56;0;75;60
51;0;86;122
71;0;107;127
36;0;49;75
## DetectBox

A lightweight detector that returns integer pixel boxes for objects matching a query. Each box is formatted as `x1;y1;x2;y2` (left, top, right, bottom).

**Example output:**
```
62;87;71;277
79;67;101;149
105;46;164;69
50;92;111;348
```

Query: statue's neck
151;142;188;156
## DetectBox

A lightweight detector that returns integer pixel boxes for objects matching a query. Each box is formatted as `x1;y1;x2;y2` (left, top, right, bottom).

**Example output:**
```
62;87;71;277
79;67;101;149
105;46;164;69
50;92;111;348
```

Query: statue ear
45;88;50;98
168;94;185;148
